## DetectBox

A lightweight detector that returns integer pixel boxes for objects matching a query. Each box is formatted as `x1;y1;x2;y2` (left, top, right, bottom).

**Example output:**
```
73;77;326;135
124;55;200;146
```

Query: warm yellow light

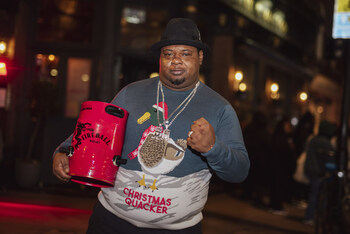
238;82;247;92
185;5;197;13
270;83;279;92
0;62;7;76
81;74;90;82
149;72;159;78
50;69;58;77
299;92;308;101
235;71;243;81
317;106;324;114
48;54;55;62
0;41;6;54
199;74;206;84
270;92;280;99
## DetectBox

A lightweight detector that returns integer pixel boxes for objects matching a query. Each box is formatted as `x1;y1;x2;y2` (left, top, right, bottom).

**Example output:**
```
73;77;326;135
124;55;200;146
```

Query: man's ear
199;50;204;65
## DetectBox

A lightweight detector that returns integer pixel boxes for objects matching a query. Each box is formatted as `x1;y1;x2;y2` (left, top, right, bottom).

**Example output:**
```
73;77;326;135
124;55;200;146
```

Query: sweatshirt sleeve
202;104;250;183
53;134;73;157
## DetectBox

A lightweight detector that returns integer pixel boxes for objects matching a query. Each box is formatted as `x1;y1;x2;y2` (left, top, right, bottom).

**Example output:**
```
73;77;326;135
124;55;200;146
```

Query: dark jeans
87;201;203;234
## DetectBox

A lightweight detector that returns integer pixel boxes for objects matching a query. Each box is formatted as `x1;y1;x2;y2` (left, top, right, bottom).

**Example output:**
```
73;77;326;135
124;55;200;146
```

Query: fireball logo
73;122;113;150
73;122;94;150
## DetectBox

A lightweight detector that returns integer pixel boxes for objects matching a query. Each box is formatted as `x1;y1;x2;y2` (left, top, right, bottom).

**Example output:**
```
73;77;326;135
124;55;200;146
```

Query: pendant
154;125;170;140
155;126;162;137
163;128;170;140
139;131;166;168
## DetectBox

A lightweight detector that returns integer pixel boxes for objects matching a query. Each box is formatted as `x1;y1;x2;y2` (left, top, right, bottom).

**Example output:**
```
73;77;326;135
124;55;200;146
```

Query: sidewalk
203;193;313;234
0;185;314;234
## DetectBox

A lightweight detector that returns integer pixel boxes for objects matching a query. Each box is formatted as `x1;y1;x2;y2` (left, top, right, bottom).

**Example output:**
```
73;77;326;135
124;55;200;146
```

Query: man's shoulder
113;78;157;103
199;83;230;105
125;78;157;89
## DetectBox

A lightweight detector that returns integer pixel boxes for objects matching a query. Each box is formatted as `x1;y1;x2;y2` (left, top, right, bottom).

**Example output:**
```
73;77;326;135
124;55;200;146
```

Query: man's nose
171;54;182;64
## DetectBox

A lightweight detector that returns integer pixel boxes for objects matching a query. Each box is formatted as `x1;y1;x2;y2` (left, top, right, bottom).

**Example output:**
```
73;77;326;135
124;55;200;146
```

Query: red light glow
0;201;91;220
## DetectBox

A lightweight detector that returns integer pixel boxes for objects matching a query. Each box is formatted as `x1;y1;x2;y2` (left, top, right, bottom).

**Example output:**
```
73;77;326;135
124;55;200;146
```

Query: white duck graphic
128;102;187;191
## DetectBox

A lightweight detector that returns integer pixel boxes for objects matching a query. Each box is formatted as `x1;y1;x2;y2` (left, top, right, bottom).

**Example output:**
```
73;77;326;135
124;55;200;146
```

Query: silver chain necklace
156;80;200;139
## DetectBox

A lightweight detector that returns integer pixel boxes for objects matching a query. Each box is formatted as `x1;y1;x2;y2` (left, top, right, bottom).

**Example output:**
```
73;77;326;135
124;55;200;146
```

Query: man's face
159;45;203;91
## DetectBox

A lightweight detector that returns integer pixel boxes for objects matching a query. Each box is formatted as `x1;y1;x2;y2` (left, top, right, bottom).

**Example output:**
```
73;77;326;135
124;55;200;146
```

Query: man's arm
188;105;250;183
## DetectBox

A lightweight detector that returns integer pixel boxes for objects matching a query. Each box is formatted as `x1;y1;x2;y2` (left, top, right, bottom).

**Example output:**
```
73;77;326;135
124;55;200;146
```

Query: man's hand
52;152;71;183
187;117;215;153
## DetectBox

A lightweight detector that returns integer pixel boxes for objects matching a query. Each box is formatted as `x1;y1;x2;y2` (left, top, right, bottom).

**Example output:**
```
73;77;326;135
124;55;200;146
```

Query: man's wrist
206;138;216;153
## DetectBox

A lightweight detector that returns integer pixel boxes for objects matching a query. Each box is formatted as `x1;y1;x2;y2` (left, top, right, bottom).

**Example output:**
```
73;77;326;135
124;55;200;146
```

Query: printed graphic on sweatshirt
127;102;187;191
101;167;211;225
100;102;212;226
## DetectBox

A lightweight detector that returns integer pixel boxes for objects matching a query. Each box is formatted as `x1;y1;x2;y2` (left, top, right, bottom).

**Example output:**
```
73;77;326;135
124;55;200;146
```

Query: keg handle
113;155;127;166
58;146;74;157
105;105;125;118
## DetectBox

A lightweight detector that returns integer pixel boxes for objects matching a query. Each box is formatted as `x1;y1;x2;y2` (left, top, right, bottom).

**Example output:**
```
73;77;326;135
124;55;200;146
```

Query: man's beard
169;77;185;86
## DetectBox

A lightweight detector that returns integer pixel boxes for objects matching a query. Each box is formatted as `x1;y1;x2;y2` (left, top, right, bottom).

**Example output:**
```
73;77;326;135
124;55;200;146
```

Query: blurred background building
0;0;345;188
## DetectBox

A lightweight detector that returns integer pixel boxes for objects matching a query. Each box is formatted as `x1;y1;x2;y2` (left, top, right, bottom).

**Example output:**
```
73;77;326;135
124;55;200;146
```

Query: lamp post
332;0;350;232
334;40;350;234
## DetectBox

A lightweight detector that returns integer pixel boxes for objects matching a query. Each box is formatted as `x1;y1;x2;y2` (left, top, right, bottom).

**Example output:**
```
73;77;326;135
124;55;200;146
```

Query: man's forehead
161;45;197;51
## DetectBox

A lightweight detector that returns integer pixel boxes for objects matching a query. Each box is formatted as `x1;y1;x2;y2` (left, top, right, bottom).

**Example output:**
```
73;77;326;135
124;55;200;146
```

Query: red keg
68;101;128;187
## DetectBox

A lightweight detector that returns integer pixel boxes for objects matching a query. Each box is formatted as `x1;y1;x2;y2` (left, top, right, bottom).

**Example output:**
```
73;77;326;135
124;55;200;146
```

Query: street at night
0;187;314;234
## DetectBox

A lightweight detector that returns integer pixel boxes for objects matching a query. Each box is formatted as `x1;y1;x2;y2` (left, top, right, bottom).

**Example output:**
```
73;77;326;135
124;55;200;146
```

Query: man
53;18;249;233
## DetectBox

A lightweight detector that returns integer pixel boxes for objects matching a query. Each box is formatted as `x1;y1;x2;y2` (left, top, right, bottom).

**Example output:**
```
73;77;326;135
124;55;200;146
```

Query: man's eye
163;53;173;57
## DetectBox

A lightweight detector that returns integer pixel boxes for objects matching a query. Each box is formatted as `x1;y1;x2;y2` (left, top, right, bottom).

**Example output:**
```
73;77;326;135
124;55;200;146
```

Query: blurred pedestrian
293;111;315;157
303;120;337;225
292;111;315;205
268;117;296;215
241;111;270;208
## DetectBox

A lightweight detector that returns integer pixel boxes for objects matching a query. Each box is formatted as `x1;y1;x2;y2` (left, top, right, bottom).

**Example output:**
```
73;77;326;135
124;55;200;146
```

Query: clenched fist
187;117;215;153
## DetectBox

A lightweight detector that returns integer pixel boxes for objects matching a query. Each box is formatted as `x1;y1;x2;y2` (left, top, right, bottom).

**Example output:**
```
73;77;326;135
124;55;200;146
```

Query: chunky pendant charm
139;132;166;167
155;126;162;136
162;129;170;140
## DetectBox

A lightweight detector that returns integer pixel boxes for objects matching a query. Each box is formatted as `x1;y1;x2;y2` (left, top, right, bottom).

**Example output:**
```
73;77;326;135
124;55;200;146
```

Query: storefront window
30;54;60;118
37;0;95;44
65;57;91;118
35;53;59;85
119;5;168;50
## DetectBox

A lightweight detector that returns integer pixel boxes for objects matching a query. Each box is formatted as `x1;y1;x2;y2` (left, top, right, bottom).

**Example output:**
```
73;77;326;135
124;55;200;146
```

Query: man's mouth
170;69;185;76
